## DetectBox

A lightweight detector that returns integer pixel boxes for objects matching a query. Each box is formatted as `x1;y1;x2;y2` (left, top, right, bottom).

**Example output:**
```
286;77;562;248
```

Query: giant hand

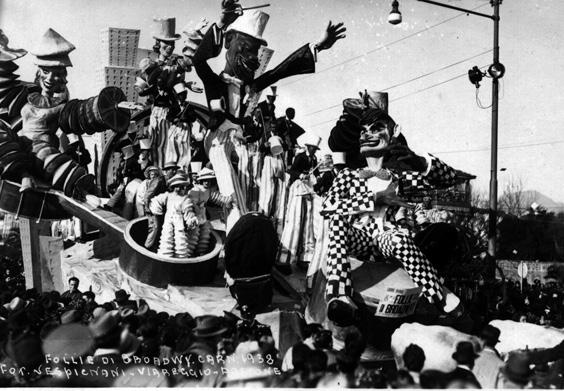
220;0;243;28
316;21;346;52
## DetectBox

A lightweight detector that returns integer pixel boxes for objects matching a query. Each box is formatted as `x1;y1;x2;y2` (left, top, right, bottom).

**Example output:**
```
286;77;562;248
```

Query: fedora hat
89;312;119;339
114;289;131;304
192;315;228;338
168;173;190;189
197;167;215;181
227;10;269;46
43;323;94;359
0;29;27;61
153;17;181;41
60;309;82;324
3;297;25;312
501;352;532;385
30;28;75;67
452;341;479;363
480;324;501;343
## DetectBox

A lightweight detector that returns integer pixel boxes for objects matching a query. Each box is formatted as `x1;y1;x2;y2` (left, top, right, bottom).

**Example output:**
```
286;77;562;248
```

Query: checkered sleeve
399;154;459;193
321;168;375;217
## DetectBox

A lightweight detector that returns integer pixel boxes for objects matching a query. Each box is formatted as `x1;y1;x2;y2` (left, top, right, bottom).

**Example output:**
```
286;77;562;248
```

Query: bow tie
359;168;392;181
220;72;244;88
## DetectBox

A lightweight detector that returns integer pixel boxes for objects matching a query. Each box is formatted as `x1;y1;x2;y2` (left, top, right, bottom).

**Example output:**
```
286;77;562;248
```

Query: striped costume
321;154;459;305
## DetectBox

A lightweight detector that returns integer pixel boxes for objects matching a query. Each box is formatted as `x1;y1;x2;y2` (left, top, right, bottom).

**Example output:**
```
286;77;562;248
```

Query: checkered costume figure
321;154;459;305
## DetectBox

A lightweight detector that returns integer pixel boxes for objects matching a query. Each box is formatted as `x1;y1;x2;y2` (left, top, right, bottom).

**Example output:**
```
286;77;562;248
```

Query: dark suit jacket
289;152;318;184
275;117;305;147
193;24;316;123
448;366;481;388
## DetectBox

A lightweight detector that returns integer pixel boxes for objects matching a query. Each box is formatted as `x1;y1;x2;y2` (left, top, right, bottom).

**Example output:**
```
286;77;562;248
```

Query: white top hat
139;138;151;150
332;152;346;165
190;161;202;173
227;10;269;46
300;133;322;149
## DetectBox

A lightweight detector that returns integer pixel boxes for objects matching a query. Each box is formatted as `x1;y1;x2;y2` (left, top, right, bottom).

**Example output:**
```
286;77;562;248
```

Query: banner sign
496;259;555;283
372;286;421;318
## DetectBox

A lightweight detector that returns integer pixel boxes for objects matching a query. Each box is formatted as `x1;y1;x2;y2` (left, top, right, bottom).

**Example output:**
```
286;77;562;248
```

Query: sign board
517;262;528;278
372;286;420;318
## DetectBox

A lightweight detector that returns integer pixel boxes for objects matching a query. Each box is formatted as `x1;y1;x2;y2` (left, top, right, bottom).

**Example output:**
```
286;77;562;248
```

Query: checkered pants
326;214;445;304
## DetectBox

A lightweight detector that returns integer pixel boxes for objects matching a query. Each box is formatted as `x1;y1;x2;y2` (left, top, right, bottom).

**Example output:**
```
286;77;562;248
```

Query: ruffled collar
27;92;66;108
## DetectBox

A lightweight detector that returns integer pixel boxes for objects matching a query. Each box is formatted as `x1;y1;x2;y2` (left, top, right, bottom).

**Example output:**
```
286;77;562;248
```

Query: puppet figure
0;29;128;197
150;173;199;258
193;0;346;232
136;18;206;169
322;94;464;327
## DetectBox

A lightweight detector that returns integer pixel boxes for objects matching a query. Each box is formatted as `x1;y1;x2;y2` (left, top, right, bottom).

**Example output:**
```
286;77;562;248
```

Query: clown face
224;32;261;83
359;119;392;157
37;66;68;95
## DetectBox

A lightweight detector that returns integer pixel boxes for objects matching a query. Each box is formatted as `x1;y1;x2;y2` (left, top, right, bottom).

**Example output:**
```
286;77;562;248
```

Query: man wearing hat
276;107;305;166
447;341;481;388
321;97;465;327
496;351;533;388
193;0;345;233
0;28;99;195
105;144;143;217
149;172;199;257
278;133;321;266
139;165;166;249
473;324;504;389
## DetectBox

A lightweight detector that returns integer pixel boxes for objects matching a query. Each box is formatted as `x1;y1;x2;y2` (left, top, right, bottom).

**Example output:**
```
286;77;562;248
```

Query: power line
305;49;491;117
308;65;488;129
279;3;490;88
431;140;564;154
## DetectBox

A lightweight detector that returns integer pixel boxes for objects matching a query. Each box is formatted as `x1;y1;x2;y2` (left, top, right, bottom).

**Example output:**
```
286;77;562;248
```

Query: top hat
480;325;501;344
332;151;346;165
139;138;151;150
300;133;322;149
192;315;228;338
452;341;479;363
343;90;389;120
227;10;269;46
197;167;216;181
114;289;131;304
0;29;27;62
153;17;181;41
501;352;533;385
269;85;278;97
88;312;119;339
30;28;75;67
121;144;135;160
43;323;94;359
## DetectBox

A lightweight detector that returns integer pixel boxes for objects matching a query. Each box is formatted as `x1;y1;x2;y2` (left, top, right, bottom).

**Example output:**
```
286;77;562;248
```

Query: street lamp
391;0;504;277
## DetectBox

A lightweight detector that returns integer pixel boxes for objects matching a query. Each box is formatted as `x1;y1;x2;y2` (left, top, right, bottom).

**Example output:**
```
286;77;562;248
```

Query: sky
1;0;563;202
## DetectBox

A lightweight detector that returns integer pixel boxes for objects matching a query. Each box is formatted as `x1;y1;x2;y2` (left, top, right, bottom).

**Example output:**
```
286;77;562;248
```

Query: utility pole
416;0;504;277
